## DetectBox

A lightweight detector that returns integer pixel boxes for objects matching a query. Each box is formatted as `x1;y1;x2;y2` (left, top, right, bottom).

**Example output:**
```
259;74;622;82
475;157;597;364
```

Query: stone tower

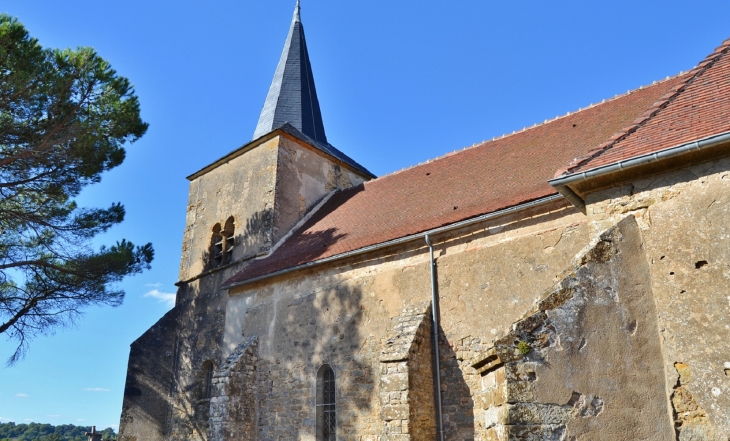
118;3;373;441
179;0;373;283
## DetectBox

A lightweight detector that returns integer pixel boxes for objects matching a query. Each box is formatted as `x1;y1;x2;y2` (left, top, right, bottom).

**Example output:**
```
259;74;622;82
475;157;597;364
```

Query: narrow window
210;217;235;268
203;360;214;399
316;364;336;441
211;223;223;267
222;216;235;265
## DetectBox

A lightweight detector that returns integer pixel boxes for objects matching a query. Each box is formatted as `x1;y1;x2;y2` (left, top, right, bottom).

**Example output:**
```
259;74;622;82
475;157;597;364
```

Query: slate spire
253;0;328;144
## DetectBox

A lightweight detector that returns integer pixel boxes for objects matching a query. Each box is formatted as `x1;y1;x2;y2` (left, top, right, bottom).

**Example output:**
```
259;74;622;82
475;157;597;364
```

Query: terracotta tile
224;73;685;286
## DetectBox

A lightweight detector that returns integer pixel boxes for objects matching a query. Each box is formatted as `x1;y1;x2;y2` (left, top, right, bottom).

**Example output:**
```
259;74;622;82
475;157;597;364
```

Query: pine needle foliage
0;14;153;364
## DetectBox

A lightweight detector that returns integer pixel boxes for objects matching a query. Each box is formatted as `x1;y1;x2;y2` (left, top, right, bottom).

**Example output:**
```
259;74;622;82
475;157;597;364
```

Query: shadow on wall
431;260;475;440
167;275;229;440
240;268;374;439
119;292;180;441
438;327;476;440
269;226;348;264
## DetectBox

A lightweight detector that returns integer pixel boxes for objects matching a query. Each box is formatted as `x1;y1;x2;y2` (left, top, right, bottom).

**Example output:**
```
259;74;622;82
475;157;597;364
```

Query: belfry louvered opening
210;216;235;268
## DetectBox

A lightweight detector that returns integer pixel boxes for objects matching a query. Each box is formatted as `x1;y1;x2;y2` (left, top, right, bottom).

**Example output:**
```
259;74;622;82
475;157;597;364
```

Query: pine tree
0;14;153;364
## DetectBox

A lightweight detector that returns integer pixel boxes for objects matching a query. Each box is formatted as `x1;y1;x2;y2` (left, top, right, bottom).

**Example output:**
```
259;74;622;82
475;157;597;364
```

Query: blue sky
1;0;730;431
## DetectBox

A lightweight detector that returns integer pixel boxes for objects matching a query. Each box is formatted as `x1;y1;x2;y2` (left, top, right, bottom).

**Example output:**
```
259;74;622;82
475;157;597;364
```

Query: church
118;3;730;440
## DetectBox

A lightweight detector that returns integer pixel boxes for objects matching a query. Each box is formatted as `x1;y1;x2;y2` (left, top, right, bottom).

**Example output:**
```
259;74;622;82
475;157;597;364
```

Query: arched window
316;364;336;441
210;216;235;268
202;360;214;399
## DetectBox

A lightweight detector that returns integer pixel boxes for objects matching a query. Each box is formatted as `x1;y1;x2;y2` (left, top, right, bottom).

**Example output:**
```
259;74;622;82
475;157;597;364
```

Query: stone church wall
235;279;384;439
126;133;373;441
123;125;730;440
179;138;280;280
378;303;437;440
225;201;591;440
208;336;259;441
180;134;369;282
167;273;230;441
432;204;588;440
472;216;673;440
587;156;730;440
119;306;178;441
273;136;367;245
123;259;260;441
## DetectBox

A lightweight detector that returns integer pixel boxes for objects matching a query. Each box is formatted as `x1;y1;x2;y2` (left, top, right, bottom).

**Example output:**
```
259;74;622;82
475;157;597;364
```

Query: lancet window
202;360;214;399
316;364;336;441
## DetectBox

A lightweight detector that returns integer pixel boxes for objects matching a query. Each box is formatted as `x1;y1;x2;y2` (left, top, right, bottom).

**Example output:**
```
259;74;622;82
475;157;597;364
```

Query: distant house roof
224;70;689;287
560;37;730;175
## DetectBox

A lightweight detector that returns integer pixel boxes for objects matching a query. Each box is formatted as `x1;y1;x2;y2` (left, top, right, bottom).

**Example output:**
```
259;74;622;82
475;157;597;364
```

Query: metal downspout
425;234;445;441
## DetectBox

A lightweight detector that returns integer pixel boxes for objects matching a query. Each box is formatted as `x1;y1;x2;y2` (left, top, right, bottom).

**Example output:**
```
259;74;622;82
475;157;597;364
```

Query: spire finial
293;0;301;23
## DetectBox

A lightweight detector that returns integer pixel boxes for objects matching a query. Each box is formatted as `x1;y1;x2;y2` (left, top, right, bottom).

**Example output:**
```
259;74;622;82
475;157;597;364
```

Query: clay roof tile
563;37;730;174
224;72;686;287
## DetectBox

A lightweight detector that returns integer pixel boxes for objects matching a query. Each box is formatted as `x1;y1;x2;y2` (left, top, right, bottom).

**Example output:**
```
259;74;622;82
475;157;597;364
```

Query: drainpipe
425;234;445;441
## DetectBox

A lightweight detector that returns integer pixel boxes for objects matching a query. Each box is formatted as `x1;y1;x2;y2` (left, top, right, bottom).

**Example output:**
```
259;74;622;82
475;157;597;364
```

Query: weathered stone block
382;404;409;421
482;384;506;409
381;373;409;392
501;424;566;441
505;380;534;403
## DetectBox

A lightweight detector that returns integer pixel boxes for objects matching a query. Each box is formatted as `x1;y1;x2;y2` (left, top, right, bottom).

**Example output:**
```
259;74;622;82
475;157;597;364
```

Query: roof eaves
185;123;375;181
549;129;730;210
221;194;564;290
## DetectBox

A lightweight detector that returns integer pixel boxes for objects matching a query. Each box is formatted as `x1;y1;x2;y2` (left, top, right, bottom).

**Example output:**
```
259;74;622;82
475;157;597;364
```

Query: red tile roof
562;38;730;175
224;73;687;287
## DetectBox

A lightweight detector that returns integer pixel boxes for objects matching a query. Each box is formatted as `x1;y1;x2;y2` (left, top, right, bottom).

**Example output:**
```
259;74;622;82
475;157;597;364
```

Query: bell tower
120;4;374;441
178;1;374;282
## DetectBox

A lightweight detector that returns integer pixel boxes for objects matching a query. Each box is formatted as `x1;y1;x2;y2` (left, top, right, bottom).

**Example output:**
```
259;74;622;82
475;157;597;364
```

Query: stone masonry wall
236;281;383;440
273;136;367;245
180;138;279;280
181;134;370;282
255;356;315;439
439;335;484;440
163;132;372;440
432;206;589;440
252;338;383;440
167;274;229;441
208;336;259;441
226;203;590;440
379;302;436;440
129;149;730;441
118;305;178;441
471;216;673;440
163;132;373;441
586;157;730;440
407;314;438;441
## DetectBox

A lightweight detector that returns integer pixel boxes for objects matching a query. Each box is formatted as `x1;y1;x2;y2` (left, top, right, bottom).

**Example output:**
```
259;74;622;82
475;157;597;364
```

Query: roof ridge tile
370;73;689;184
225;62;691;286
558;38;730;177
